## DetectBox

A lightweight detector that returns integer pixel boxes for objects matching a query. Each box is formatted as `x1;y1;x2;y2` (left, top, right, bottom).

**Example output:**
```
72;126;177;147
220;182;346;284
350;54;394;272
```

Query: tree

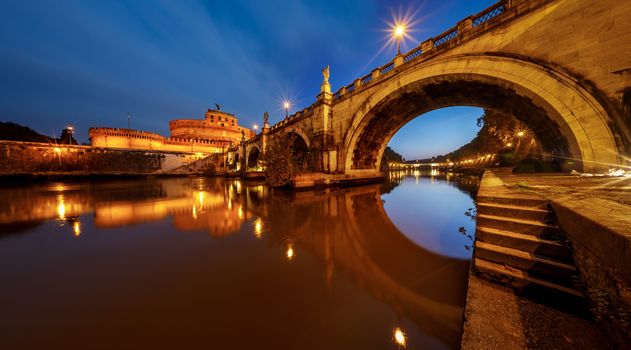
439;109;537;164
380;146;404;171
262;133;299;187
0;122;53;143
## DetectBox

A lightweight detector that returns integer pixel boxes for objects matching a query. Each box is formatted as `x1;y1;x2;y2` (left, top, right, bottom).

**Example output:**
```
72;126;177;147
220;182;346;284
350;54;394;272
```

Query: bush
263;133;299;187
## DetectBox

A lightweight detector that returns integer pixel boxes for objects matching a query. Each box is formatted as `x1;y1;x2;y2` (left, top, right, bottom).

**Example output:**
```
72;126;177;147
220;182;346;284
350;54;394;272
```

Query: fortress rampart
90;109;254;153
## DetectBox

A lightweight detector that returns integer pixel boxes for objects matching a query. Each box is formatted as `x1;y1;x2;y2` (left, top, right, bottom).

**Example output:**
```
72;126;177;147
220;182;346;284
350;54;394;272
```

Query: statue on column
321;65;331;93
264;111;269;124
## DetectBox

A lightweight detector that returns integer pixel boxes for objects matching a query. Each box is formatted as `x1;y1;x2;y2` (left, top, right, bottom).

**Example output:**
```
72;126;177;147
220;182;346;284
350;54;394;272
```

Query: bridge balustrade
472;3;506;27
360;74;372;85
433;28;458;47
329;0;518;103
403;47;423;63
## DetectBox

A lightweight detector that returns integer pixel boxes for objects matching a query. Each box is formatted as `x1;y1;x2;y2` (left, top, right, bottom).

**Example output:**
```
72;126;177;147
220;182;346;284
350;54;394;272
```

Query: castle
89;108;254;153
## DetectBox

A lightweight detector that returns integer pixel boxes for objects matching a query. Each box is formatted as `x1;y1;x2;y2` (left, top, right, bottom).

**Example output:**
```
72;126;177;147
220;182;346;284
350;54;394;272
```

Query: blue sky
0;0;494;159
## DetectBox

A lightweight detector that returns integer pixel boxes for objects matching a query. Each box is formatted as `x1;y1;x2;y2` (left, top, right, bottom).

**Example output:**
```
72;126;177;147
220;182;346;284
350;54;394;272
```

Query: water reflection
0;174;478;349
383;170;479;259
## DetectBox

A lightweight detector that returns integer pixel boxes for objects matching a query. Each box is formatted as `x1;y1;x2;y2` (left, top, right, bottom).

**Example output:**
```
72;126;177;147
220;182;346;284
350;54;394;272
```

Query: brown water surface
0;171;478;349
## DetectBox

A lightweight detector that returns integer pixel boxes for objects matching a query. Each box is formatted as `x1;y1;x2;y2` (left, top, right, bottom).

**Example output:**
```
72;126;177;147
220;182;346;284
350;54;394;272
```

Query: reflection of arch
264;184;469;348
246;145;261;170
344;54;621;173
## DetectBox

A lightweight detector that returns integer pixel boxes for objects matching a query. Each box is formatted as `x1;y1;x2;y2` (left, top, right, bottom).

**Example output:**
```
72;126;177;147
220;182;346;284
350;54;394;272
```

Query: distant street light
283;100;290;118
253;124;258;131
393;24;406;55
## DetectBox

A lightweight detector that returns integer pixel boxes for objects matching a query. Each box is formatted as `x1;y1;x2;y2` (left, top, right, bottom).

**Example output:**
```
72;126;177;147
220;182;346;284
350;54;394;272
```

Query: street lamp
393;24;406;55
283;100;290;118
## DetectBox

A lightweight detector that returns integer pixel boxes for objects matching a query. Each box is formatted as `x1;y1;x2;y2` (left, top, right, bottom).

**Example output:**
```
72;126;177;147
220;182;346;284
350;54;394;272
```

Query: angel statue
264;111;269;124
322;65;330;84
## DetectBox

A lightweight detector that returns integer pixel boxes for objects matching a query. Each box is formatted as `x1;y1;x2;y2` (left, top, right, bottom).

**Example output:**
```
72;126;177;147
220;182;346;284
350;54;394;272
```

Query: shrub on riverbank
262;133;298;187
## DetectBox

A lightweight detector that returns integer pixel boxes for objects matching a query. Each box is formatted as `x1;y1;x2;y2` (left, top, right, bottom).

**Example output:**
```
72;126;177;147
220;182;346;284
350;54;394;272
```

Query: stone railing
269;105;316;132
331;0;528;102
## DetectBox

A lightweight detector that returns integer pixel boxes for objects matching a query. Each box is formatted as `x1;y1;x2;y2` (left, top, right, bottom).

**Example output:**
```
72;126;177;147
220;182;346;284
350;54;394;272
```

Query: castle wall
89;128;227;154
0;141;209;175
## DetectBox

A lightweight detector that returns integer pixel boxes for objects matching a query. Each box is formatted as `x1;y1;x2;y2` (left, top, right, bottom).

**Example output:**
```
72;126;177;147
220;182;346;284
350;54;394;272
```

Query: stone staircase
473;172;588;314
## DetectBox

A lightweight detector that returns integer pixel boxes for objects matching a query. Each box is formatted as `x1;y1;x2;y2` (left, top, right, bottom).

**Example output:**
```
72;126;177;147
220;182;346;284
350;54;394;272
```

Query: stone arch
246;145;261;170
282;126;311;149
286;131;312;172
343;54;622;174
231;153;241;171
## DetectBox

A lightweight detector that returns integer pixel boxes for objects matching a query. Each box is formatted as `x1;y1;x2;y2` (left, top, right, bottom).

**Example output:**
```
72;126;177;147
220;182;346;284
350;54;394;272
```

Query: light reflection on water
0;173;478;350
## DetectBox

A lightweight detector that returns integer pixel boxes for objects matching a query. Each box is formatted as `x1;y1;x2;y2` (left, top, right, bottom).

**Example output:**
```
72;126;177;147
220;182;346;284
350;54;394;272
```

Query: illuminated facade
89;108;255;153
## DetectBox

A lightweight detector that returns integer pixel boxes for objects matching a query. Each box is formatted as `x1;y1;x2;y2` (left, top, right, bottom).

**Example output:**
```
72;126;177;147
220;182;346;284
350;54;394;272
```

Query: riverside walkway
462;169;631;349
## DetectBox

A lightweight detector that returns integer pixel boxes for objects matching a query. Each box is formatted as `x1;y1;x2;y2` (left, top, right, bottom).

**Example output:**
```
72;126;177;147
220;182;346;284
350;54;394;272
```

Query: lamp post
283;101;290;118
394;24;405;55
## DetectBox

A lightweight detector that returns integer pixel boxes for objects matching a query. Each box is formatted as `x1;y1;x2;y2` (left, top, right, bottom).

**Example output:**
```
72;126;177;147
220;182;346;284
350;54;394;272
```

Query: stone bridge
232;0;631;176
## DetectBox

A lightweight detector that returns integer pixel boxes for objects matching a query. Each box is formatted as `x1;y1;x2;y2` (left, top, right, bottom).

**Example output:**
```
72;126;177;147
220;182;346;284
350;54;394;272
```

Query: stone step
476;226;572;261
475;241;577;286
477;195;549;208
474;258;583;298
477;202;553;221
476;213;559;237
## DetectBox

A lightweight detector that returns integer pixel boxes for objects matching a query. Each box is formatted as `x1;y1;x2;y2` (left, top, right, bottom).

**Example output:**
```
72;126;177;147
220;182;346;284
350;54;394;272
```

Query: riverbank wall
552;198;631;348
0;140;215;177
462;170;630;349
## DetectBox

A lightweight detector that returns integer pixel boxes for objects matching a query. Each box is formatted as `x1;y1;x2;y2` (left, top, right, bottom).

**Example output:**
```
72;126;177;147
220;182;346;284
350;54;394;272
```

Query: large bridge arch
276;125;311;149
246;145;261;170
342;54;622;174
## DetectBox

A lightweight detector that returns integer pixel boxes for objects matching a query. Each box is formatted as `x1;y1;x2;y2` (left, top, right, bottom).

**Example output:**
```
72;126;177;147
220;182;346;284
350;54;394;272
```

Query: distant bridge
231;0;631;176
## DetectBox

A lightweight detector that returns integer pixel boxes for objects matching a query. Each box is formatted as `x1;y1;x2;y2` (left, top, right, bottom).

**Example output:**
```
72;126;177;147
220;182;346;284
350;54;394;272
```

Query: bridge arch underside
246;146;260;170
345;56;622;174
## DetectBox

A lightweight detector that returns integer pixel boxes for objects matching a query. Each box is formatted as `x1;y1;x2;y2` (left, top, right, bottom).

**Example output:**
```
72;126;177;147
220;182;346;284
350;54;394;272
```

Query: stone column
261;112;270;154
371;68;381;80
458;17;473;34
312;66;336;173
421;39;434;53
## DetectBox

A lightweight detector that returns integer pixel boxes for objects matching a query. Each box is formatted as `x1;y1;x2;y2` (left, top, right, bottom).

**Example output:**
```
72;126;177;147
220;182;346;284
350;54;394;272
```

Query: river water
0;170;478;349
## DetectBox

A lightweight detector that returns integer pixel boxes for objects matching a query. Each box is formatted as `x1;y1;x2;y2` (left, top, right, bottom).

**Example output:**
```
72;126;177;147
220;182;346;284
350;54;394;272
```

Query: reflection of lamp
57;195;66;219
393;327;407;348
254;218;263;238
286;244;295;260
73;221;81;236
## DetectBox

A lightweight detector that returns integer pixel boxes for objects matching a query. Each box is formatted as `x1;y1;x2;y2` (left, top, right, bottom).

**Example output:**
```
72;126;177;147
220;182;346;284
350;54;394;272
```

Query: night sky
0;0;496;159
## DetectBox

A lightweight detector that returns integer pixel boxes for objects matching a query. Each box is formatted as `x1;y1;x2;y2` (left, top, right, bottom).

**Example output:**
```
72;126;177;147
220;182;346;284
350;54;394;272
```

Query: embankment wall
0;141;207;175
